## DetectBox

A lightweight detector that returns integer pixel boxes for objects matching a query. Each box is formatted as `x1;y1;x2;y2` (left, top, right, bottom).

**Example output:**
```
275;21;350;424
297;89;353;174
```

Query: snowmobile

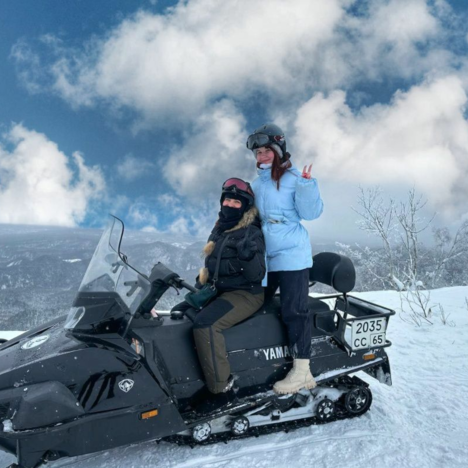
0;217;395;468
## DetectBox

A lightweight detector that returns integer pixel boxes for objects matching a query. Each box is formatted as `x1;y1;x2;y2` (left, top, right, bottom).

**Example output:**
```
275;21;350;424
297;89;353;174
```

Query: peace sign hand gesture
302;164;313;179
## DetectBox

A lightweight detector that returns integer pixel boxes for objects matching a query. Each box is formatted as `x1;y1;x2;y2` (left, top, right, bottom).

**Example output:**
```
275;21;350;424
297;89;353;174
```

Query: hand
302;164;313;179
236;238;258;261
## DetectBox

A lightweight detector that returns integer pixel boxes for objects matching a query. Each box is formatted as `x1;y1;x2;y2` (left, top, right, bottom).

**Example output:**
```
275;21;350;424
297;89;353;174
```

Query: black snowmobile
0;217;394;468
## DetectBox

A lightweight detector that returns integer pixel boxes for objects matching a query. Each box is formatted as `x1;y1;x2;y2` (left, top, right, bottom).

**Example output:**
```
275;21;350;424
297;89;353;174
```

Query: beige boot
273;359;317;394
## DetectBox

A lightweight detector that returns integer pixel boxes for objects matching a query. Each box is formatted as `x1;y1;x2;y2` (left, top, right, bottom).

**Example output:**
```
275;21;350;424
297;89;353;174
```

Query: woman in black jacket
184;178;266;395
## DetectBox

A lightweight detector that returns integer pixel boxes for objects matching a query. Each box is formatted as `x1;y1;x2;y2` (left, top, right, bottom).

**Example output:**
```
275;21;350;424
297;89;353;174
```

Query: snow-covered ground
0;331;22;341
1;287;467;468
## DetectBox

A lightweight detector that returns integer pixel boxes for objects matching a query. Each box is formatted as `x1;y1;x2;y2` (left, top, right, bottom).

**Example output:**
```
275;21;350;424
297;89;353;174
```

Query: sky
1;0;468;244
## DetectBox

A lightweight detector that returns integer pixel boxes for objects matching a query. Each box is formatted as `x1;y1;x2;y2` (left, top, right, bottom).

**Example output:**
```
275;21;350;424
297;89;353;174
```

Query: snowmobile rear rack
312;293;395;355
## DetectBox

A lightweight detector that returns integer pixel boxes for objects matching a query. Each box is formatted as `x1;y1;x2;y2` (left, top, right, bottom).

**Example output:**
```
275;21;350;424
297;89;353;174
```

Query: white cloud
293;75;468;218
163;99;255;198
167;217;191;236
336;0;452;82
155;193;186;215
127;197;215;238
0;124;105;226
128;201;158;227
158;193;179;206
116;154;156;181
13;0;454;124
8;0;468;236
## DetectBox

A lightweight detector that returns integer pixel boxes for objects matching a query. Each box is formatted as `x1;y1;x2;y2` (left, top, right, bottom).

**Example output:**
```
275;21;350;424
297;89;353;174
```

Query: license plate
351;318;387;350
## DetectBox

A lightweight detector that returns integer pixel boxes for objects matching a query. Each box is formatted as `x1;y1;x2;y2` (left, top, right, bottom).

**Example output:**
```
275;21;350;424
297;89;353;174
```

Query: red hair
257;147;291;189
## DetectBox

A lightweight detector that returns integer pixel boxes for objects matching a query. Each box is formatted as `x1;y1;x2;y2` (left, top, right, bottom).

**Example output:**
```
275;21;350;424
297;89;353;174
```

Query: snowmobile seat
181;299;278;324
310;252;356;293
183;307;199;322
308;252;356;335
224;295;335;349
182;292;335;338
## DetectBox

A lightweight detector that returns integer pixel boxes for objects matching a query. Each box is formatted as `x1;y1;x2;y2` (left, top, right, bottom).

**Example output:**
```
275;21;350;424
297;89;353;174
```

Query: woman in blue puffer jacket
247;123;324;395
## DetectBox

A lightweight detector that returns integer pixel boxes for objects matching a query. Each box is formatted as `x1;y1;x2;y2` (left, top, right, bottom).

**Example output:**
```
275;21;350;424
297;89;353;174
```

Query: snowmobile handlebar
136;263;197;317
171;277;197;293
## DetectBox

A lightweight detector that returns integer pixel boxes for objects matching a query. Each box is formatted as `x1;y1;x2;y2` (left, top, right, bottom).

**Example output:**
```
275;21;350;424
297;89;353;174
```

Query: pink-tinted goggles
222;178;254;197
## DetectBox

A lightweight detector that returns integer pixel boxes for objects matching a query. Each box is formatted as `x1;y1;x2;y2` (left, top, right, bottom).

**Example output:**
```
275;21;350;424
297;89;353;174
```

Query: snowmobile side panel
1;400;187;468
0;436;15;455
129;327;178;399
2;381;84;431
0;326;169;416
134;318;202;384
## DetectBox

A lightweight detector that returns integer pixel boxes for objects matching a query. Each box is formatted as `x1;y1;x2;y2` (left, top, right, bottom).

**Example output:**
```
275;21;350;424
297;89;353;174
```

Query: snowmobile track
164;395;370;448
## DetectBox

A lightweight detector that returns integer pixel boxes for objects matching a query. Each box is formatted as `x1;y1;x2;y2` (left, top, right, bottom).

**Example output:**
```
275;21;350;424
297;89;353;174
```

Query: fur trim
225;206;259;233
201;207;259;257
203;240;216;257
199;267;209;285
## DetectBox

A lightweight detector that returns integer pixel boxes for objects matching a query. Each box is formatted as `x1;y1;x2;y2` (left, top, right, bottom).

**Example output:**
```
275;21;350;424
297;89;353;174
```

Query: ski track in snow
1;287;468;468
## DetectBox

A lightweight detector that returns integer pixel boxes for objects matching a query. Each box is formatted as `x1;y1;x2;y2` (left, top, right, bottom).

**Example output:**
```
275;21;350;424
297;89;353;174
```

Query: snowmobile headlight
140;409;158;420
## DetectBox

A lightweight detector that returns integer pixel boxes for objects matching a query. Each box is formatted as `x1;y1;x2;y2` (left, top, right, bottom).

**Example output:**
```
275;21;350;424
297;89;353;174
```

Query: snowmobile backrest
310;252;355;293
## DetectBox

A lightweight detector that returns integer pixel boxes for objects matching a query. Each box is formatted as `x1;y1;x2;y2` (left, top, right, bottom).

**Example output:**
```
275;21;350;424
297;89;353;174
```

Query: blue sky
1;0;468;243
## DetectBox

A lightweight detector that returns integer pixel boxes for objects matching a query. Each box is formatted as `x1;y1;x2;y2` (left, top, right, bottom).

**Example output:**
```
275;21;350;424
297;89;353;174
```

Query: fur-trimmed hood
199;206;260;285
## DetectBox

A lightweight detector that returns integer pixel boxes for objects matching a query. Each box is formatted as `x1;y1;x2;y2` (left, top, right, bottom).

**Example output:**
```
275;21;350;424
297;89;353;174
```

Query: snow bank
0;331;23;341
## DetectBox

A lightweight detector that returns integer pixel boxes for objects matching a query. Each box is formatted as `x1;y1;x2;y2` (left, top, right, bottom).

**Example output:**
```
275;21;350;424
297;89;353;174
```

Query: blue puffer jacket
251;166;324;273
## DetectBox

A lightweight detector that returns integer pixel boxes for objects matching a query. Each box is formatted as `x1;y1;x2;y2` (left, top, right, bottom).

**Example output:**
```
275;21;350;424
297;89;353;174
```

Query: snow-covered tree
348;187;468;291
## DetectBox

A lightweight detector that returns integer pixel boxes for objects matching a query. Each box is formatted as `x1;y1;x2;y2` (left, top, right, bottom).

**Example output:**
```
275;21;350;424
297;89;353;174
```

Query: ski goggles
246;133;285;150
222;178;254;197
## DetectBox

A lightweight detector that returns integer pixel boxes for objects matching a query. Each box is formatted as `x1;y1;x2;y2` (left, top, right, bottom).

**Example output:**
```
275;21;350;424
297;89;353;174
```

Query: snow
171;243;188;249
0;331;22;341
1;287;468;468
2;420;13;433
314;358;383;381
63;259;82;263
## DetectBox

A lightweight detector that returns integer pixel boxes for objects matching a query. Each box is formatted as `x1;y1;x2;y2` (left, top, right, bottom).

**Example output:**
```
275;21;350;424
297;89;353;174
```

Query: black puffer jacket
199;207;266;294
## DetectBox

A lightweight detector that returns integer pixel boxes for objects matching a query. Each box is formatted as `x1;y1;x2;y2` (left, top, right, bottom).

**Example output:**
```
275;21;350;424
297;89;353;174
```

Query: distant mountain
0;224;204;330
0;224;340;330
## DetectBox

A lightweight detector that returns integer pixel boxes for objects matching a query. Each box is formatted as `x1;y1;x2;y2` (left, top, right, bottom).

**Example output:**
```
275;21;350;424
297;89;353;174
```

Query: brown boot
273;359;317;394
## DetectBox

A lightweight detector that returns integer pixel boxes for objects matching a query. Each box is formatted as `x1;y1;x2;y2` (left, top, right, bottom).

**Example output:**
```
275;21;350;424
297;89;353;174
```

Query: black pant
265;269;311;359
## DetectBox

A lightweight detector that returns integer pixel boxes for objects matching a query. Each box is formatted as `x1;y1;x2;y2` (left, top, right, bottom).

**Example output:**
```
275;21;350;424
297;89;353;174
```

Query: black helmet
246;123;287;156
221;178;255;207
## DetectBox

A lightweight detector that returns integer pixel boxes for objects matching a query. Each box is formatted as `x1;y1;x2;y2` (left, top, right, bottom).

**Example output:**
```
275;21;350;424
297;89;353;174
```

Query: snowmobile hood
0;320;83;391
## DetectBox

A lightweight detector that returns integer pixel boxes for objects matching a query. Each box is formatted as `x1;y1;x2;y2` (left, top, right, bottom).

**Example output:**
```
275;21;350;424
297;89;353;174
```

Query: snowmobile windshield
66;217;151;329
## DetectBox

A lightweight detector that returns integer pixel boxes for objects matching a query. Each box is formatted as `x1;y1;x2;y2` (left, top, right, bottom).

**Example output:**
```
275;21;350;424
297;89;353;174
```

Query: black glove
236;237;258;261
